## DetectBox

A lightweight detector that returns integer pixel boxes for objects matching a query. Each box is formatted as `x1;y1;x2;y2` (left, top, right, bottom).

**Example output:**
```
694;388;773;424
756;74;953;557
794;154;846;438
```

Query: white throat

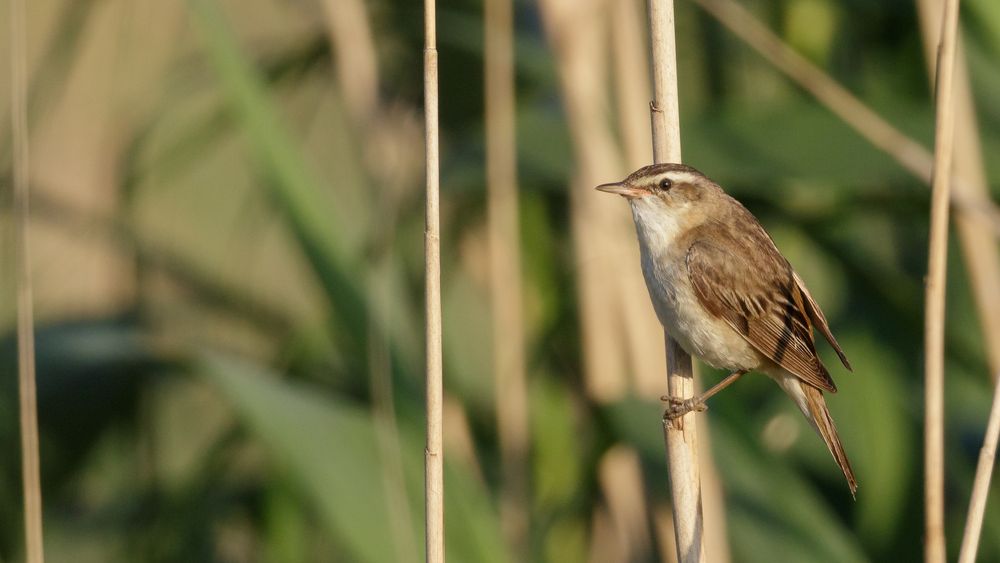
629;197;686;255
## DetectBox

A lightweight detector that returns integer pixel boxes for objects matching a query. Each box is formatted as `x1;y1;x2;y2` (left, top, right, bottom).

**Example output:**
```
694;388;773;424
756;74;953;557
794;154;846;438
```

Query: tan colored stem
611;0;667;397
913;0;1000;380
539;2;667;558
694;0;1000;238
612;4;728;558
423;0;445;560
647;0;705;558
598;446;654;561
10;0;45;560
484;0;529;553
922;0;963;560
318;0;378;122
915;0;1000;559
957;373;1000;563
538;0;631;404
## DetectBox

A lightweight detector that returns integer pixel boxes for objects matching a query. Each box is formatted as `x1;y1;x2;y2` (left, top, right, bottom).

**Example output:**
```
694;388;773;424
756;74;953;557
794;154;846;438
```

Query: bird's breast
632;216;762;372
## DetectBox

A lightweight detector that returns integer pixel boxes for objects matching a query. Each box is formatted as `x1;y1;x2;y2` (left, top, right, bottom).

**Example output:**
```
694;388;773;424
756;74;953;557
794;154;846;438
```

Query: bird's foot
660;395;707;421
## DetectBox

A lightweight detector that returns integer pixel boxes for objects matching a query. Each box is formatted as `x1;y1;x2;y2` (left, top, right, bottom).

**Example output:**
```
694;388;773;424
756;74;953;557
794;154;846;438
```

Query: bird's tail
801;384;857;497
773;371;857;497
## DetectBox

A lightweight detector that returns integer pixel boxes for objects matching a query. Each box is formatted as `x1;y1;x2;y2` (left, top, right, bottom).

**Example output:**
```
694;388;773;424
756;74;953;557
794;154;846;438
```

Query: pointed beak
595;182;645;199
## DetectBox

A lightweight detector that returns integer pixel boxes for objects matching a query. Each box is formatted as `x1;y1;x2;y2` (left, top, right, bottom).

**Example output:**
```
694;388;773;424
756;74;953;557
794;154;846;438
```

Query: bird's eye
658;178;672;190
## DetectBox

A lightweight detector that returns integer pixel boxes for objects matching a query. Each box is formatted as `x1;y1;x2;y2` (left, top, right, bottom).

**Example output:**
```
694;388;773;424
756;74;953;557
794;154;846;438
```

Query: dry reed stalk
694;0;1000;238
597;446;653;561
700;0;1000;380
611;3;703;556
957;373;1000;563
319;0;377;122
442;397;486;485
653;505;680;563
538;3;665;559
648;0;706;560
914;0;1000;558
423;0;445;559
611;4;729;559
538;0;632;403
921;0;963;560
10;0;45;561
484;0;530;552
695;407;731;563
588;506;619;563
913;0;1000;381
611;0;666;397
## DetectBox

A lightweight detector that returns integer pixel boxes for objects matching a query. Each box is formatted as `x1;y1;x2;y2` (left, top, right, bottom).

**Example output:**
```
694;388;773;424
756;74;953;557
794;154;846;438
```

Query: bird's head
595;163;720;208
596;163;725;240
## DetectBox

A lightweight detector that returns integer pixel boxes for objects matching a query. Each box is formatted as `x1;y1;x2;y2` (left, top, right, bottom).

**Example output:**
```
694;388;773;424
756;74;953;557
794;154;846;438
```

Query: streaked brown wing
685;230;837;393
793;272;852;372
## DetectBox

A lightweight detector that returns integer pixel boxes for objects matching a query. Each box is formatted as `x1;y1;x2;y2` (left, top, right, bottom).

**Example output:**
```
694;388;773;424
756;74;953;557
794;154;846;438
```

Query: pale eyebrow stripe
660;172;700;184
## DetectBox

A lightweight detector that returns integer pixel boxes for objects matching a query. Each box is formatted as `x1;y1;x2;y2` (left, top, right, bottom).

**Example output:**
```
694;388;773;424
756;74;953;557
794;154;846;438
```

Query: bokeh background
1;0;1000;561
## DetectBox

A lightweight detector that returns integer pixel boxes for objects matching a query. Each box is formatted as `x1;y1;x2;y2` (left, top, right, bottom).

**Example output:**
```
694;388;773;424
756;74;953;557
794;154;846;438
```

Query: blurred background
1;0;999;561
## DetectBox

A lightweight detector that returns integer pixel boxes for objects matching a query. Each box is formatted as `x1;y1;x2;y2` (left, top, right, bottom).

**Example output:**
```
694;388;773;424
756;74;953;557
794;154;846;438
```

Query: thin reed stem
10;0;45;560
647;1;705;561
484;0;530;555
318;0;378;123
957;373;1000;563
922;0;963;560
694;0;1000;237
913;0;1000;382
423;0;445;560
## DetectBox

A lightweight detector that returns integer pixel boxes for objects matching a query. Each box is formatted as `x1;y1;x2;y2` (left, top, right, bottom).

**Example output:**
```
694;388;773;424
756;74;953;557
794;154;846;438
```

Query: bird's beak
595;182;645;199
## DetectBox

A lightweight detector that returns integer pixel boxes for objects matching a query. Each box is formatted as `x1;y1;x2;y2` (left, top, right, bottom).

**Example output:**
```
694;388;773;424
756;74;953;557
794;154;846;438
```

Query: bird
596;162;857;496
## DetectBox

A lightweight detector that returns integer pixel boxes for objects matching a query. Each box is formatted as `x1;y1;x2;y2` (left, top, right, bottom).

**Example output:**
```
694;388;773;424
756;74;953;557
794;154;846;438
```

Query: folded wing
685;223;839;393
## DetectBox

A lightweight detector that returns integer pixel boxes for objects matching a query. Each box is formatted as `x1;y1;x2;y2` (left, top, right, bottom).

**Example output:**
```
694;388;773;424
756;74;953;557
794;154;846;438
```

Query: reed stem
647;1;705;561
957;373;1000;563
423;0;445;560
922;0;964;560
10;0;46;560
485;0;530;555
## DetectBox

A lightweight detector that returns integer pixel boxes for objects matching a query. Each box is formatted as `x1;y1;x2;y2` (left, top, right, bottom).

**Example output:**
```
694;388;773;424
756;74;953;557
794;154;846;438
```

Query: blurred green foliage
2;0;1000;561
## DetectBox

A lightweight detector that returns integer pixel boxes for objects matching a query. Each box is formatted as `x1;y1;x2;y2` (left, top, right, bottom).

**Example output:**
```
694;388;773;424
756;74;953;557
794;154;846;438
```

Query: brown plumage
597;163;857;496
683;209;856;495
684;211;851;392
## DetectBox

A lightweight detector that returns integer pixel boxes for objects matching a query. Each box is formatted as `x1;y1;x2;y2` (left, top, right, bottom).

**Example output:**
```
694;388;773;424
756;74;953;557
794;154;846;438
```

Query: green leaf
186;0;367;347
199;353;510;563
827;332;912;548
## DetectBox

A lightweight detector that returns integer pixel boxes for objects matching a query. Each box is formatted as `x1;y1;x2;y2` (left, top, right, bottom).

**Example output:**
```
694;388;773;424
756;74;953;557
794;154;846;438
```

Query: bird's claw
660;395;707;420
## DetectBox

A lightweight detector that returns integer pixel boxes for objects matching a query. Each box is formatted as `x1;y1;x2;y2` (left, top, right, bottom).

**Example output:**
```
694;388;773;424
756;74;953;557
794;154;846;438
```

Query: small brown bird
597;163;856;495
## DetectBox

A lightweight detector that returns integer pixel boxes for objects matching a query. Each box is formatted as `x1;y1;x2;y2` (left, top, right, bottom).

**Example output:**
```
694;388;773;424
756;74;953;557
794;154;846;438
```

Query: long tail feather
802;384;857;497
773;370;857;497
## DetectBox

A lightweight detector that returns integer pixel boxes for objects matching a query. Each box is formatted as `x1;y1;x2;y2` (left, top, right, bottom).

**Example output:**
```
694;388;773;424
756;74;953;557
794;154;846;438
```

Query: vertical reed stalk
922;0;963;560
423;0;445;560
10;0;46;561
957;374;1000;563
318;0;377;122
913;1;1000;382
647;1;705;561
694;0;1000;236
597;446;653;561
610;6;728;558
484;0;529;555
537;2;664;558
611;0;666;398
538;0;632;404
